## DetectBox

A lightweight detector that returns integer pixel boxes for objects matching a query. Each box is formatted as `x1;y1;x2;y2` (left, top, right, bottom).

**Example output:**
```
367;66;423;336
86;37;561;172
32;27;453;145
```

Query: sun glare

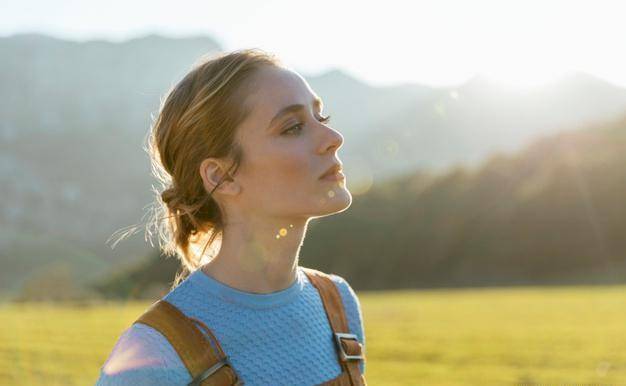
481;68;568;89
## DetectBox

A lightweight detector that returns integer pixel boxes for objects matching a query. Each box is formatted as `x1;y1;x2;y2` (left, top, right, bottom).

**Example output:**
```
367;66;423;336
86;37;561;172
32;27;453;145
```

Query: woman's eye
282;123;304;135
281;115;332;135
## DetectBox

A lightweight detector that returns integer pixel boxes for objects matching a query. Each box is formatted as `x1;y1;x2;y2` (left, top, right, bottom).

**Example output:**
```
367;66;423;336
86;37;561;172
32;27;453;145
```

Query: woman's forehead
248;66;317;114
235;66;320;140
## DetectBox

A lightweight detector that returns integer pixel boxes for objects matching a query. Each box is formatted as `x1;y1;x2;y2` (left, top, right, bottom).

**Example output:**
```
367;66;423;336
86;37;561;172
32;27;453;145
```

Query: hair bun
160;186;178;206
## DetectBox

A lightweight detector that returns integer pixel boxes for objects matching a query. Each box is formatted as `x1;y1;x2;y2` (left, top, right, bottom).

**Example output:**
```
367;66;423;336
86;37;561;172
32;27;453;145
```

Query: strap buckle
188;356;244;386
334;332;364;362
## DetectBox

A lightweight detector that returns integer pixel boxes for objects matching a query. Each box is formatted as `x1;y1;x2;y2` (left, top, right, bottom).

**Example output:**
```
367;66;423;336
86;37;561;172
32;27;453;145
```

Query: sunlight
102;338;163;375
481;68;569;89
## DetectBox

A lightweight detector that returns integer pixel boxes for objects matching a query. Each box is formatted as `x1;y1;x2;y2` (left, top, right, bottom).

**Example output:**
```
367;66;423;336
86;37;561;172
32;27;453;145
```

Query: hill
3;32;626;298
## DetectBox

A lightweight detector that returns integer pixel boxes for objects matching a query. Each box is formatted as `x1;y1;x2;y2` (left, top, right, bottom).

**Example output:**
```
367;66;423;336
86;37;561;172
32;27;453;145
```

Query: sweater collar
186;265;306;309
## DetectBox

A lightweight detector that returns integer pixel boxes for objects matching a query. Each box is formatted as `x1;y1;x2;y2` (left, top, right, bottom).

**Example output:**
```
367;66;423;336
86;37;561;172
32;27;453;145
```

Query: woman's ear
199;158;241;196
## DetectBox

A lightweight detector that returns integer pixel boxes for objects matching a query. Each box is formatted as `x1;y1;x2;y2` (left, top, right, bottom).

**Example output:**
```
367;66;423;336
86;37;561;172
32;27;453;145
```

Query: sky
2;0;625;88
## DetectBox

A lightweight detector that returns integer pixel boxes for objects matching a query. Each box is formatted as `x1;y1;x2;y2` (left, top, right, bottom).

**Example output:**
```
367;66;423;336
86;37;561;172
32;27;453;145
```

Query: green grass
1;284;625;385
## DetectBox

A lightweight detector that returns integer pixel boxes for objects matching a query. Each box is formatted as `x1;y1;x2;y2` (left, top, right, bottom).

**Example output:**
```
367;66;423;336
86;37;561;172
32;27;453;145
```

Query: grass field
1;284;625;385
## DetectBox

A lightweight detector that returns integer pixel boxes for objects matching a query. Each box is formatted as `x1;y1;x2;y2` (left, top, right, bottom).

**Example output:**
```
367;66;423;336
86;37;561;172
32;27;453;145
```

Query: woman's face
226;65;351;220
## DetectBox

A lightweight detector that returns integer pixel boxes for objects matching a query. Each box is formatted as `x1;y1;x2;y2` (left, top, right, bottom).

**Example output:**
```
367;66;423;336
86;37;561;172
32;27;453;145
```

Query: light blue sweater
95;265;366;385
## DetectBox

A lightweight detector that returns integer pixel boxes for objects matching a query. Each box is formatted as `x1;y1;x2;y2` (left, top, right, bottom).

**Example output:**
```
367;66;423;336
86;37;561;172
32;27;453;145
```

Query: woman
96;48;366;385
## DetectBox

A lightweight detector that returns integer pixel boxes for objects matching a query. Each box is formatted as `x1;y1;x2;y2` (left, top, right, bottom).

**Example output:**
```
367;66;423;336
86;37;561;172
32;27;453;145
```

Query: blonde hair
109;48;282;287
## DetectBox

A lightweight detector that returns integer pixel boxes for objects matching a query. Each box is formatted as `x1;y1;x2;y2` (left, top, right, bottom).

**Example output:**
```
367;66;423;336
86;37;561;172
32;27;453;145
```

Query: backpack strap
301;267;367;386
134;299;242;386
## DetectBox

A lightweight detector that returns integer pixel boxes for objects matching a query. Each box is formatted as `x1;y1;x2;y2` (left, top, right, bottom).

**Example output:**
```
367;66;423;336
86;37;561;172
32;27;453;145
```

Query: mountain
2;32;626;298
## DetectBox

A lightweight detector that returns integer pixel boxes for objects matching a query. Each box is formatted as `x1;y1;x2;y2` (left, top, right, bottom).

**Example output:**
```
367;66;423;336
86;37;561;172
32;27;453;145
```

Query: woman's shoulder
299;267;357;293
325;272;364;328
95;322;190;385
321;271;367;375
303;269;361;310
300;268;362;319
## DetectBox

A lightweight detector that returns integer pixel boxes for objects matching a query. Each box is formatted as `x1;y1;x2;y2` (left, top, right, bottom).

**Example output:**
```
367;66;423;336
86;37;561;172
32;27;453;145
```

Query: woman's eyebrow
267;97;323;130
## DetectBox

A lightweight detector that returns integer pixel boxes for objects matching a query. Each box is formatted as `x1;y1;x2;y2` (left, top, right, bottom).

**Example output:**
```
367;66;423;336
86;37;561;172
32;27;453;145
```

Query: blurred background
1;0;625;385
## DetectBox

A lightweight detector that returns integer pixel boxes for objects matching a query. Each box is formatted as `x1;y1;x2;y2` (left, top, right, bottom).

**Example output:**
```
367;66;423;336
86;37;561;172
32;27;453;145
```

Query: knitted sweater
95;265;366;385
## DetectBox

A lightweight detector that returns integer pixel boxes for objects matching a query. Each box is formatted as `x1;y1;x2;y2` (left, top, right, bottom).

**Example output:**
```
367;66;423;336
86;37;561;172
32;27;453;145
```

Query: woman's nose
320;126;343;154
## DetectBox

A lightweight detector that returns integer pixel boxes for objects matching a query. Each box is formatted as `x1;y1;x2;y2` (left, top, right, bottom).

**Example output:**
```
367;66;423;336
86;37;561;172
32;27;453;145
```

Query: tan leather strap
134;299;240;386
301;267;367;386
318;371;368;386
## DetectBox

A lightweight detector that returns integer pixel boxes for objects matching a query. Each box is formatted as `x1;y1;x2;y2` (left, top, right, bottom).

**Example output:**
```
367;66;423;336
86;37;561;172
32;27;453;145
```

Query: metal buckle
188;356;243;386
334;332;364;361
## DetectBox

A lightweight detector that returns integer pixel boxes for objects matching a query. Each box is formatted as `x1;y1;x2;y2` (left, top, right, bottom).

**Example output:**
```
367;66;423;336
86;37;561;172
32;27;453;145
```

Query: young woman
96;48;366;386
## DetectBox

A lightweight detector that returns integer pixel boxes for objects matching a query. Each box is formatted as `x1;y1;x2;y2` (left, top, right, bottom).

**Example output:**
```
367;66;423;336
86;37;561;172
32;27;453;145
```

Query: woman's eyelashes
281;115;332;135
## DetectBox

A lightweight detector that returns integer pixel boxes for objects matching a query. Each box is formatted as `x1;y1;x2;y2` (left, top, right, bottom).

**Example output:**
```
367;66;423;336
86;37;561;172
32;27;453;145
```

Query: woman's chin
314;182;352;214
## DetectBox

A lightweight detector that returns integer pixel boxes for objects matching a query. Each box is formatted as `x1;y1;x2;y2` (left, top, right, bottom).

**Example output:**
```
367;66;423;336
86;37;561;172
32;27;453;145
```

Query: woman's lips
320;170;345;181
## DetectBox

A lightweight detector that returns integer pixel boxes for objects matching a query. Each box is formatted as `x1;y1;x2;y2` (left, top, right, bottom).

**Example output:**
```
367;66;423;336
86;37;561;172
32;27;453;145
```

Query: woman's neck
200;217;308;294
